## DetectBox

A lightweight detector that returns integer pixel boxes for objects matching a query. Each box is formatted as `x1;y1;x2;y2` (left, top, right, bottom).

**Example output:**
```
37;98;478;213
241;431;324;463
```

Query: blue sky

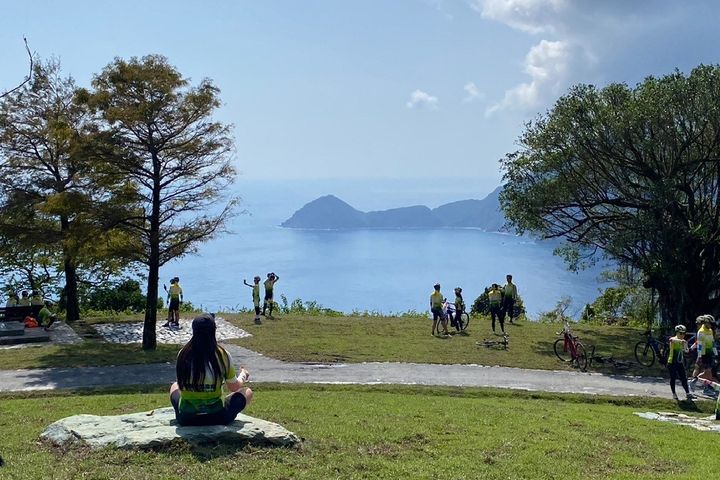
2;0;720;196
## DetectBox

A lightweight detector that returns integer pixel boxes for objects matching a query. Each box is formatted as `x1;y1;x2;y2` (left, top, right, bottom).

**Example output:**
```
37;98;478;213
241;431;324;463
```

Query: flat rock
635;411;720;432
41;407;301;449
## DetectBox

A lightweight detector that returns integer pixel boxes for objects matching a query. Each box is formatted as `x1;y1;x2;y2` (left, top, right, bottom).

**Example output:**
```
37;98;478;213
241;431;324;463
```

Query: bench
0;305;42;322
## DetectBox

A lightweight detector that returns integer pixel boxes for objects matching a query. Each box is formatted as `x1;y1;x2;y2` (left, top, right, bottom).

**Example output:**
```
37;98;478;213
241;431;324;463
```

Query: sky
2;0;720;197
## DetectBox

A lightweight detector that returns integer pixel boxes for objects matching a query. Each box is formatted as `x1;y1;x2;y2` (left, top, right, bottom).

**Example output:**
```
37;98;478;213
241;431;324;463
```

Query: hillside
281;186;506;230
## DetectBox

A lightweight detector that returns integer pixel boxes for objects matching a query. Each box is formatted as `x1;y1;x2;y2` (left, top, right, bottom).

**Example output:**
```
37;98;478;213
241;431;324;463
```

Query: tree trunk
63;258;80;322
142;149;162;351
60;215;81;322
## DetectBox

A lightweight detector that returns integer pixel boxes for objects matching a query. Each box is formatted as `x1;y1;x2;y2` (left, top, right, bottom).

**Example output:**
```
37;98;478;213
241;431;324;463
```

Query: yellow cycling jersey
430;291;443;309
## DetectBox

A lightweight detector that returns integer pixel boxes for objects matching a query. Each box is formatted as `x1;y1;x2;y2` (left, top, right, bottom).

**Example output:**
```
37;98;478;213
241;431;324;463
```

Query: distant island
281;186;507;231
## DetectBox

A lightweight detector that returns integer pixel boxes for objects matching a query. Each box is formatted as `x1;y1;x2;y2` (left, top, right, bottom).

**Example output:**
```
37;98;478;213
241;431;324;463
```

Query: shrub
82;279;146;313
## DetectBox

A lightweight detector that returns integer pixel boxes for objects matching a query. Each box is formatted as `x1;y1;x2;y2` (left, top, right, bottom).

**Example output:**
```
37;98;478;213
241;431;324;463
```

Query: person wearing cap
667;324;693;401
30;291;44;306
243;276;262;324
162;277;183;329
430;283;448;336
452;287;465;332
261;272;280;318
170;313;253;426
690;314;718;396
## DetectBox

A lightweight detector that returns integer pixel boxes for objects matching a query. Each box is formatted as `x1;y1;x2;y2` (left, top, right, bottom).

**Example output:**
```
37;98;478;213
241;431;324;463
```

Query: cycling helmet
433;283;441;289
675;324;687;333
454;287;462;293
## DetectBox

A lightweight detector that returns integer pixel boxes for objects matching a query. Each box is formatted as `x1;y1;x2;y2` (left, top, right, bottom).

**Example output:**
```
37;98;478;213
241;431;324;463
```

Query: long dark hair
176;315;229;391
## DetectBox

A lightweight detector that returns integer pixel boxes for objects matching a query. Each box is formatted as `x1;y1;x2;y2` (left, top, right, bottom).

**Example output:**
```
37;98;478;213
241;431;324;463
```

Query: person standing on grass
452;287;465;332
262;272;280;318
243;276;262;324
488;284;504;334
430;283;448;336
502;275;518;324
697;373;720;419
690;314;718;397
170;313;253;426
667;325;693;401
163;277;183;328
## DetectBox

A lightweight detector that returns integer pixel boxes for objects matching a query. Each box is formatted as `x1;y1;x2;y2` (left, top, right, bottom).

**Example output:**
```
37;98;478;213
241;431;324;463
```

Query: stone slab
93;317;251;345
635;411;720;432
0;327;50;345
40;407;301;449
0;322;24;337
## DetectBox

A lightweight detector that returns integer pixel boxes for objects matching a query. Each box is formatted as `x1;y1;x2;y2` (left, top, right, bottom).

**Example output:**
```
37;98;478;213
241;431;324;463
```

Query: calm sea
164;179;607;318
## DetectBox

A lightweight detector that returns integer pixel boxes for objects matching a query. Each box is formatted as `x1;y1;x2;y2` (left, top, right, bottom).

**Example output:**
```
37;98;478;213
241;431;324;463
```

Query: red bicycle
553;319;588;371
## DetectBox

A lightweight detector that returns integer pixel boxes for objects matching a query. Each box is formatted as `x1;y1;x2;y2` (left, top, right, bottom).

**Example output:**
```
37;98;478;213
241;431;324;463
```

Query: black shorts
169;298;180;311
170;389;247;426
264;291;274;301
431;308;444;321
697;354;714;369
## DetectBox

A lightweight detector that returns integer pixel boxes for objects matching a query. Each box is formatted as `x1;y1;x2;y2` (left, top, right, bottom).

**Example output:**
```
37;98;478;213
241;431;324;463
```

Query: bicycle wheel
573;343;588;371
554;338;571;363
459;312;470;331
634;341;656;367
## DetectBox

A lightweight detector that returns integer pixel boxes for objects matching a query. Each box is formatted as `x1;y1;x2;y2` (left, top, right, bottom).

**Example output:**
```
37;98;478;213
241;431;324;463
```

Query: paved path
0;344;674;399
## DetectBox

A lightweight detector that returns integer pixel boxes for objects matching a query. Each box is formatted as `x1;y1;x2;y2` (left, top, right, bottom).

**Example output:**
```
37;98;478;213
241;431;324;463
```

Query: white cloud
471;0;567;34
462;82;484;103
487;39;572;115
406;89;439;109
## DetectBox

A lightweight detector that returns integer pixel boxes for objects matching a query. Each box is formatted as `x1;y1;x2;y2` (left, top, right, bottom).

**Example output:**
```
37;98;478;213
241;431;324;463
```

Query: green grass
0;385;718;479
225;313;660;376
0;312;664;375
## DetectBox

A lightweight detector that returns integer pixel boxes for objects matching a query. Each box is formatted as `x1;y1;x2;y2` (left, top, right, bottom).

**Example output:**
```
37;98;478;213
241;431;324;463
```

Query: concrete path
0;343;675;399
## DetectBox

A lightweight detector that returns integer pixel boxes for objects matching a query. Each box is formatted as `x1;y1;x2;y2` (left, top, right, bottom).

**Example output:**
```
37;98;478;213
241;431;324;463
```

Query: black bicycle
634;330;669;367
476;333;509;350
588;346;632;371
444;302;470;332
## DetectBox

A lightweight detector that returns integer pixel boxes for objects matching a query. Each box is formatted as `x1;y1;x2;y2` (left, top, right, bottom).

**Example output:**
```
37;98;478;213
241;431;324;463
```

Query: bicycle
634;330;670;367
476;333;509;350
553;319;588;371
444;302;470;332
588;346;632;371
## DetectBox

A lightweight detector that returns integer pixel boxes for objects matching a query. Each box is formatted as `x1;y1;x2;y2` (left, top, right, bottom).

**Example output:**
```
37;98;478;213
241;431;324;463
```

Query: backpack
24;316;39;328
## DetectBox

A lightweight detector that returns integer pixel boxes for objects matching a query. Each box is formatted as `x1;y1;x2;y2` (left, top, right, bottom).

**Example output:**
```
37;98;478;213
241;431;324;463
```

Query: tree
82;55;237;350
1;37;33;99
0;59;117;320
500;65;720;328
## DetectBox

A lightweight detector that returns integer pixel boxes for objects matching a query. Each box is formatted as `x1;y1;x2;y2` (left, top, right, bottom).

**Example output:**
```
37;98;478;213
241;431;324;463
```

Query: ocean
164;178;607;318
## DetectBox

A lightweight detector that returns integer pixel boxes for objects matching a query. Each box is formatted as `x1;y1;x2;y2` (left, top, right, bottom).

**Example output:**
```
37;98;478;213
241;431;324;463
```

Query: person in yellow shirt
690;314;718;395
487;283;504;334
18;290;30;306
667;325;693;401
30;291;44;306
262;272;280;319
163;277;183;328
502;274;519;324
6;291;18;307
430;283;448;336
243;276;262;324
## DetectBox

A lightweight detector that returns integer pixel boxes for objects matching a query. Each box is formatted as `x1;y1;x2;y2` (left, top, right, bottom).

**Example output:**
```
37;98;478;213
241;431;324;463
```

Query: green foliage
278;294;343;316
81;279;146;313
500;65;720;327
471;290;526;319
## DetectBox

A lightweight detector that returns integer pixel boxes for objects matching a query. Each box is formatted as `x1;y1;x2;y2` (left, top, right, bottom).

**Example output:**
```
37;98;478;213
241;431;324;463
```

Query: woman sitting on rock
170;313;253;426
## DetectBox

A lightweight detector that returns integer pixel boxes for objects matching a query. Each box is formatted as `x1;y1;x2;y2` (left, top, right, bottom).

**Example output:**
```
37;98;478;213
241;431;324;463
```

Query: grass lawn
0;312;664;376
225;313;660;376
0;385;717;480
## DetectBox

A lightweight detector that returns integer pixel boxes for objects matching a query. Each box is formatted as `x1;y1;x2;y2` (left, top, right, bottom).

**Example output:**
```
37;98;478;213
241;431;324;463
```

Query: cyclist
430;283;448;336
243;276;262;324
451;287;465;332
690;314;718;397
488;284;504;334
502;274;518;324
163;277;183;328
262;272;280;318
667;325;693;401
